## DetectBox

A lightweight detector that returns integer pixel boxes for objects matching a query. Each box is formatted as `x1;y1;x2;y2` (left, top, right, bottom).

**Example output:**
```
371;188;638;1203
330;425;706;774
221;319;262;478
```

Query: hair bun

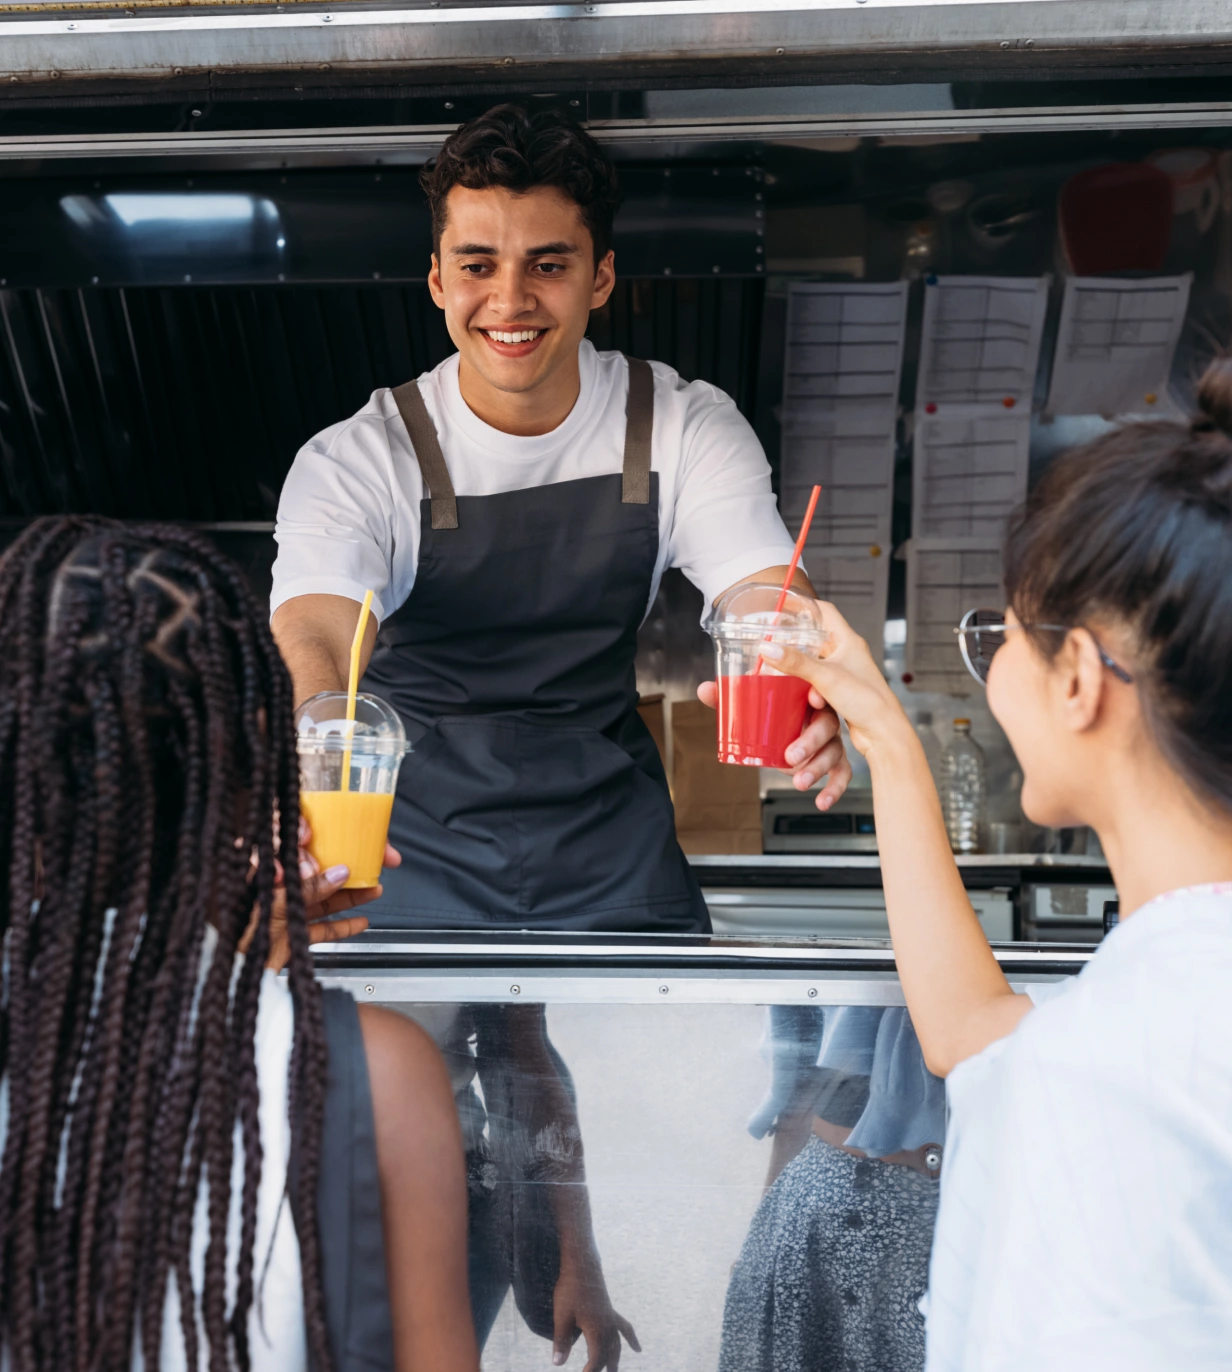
1194;354;1232;439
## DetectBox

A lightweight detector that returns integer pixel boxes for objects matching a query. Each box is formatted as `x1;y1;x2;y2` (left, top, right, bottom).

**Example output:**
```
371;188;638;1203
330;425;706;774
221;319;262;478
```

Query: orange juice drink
295;690;409;891
300;789;395;889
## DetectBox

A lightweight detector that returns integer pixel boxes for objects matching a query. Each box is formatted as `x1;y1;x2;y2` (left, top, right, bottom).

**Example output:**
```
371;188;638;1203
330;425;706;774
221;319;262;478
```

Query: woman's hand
264;819;402;972
756;602;914;774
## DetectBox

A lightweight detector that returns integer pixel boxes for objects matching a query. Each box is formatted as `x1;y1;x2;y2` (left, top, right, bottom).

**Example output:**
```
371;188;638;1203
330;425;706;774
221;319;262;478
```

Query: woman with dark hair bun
0;518;478;1372
760;356;1232;1370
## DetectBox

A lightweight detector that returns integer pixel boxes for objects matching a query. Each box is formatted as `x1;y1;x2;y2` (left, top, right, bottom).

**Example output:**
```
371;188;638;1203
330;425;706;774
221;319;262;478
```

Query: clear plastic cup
295;692;409;889
705;583;828;768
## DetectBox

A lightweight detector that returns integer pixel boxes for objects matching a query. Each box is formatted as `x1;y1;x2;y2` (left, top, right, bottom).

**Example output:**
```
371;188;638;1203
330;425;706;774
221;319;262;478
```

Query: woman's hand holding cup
756;602;916;780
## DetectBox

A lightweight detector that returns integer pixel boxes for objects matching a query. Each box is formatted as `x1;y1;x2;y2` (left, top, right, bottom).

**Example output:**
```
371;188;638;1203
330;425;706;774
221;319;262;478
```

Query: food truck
0;1;1226;1363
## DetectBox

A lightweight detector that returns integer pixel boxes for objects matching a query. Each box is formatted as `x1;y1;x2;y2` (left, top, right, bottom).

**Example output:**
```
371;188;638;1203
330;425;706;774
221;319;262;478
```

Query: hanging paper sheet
905;537;1004;695
917;275;1050;412
1045;274;1191;417
912;409;1031;540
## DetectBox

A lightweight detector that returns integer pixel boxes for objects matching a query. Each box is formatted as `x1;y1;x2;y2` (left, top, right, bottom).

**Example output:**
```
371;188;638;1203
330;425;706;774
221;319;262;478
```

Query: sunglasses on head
954;608;1134;687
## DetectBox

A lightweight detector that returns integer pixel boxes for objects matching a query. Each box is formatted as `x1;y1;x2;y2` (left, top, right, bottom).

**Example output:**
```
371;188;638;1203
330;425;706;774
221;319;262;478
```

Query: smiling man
271;104;851;934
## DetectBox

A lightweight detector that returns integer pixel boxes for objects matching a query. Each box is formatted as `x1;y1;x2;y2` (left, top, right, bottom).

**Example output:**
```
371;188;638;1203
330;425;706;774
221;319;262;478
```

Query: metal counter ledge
309;928;1093;1006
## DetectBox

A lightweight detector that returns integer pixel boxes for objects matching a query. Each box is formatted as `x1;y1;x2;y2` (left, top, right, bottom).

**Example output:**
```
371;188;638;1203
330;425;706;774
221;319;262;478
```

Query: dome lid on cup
706;582;827;643
294;691;409;756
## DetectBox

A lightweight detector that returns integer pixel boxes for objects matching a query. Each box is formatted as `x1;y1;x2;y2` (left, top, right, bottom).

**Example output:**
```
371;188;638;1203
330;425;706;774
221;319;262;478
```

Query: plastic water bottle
914;710;943;785
939;719;986;854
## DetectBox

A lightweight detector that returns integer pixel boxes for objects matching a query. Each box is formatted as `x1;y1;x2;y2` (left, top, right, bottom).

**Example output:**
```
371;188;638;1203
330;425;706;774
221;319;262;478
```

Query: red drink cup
707;584;828;768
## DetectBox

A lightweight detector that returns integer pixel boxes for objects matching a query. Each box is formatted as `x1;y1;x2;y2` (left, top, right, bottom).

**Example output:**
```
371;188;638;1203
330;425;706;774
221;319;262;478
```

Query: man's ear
428;253;445;309
591;249;616;311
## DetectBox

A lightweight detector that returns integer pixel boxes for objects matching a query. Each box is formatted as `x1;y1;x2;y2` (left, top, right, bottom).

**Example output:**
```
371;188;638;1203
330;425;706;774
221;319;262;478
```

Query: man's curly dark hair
420;104;622;266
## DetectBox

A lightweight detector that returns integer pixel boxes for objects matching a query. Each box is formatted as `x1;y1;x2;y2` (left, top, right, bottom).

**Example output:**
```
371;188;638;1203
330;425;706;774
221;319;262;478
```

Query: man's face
428;184;616;397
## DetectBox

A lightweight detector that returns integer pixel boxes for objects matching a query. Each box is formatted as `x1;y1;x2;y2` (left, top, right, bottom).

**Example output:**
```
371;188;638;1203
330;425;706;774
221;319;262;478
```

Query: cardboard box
669;698;762;854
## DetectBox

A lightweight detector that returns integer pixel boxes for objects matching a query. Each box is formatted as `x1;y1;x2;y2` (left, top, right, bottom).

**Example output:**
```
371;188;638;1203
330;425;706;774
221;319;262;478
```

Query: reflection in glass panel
395;1001;943;1372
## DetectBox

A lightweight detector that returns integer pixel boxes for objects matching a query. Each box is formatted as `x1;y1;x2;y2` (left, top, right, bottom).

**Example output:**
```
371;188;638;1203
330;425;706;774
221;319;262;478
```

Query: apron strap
391;379;459;530
622;356;654;505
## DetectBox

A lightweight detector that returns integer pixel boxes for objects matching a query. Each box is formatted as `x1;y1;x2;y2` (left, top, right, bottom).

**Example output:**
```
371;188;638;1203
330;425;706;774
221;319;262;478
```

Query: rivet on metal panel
8;77;17;84
445;101;455;109
808;987;818;998
1;279;7;286
570;99;580;106
320;63;331;71
173;67;183;76
67;22;76;30
50;71;60;80
278;273;286;281
503;56;514;65
323;13;333;20
658;985;669;995
365;984;375;995
756;264;764;272
775;47;785;55
924;1147;942;1169
91;275;99;285
712;265;721;273
183;274;192;283
191;109;202;117
510;984;521;995
373;271;382;279
1024;37;1034;47
999;40;1010;48
663;266;672;276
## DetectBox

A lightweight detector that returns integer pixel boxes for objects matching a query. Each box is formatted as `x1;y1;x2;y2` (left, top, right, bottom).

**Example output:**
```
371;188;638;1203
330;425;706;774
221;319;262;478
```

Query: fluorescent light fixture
104;193;258;226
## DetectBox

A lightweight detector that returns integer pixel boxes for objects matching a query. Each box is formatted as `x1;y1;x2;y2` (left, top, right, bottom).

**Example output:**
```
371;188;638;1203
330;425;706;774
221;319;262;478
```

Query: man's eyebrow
527;241;580;256
449;242;499;256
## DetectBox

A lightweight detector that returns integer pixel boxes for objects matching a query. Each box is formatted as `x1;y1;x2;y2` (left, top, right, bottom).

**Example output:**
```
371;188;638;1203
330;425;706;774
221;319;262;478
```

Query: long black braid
0;517;334;1372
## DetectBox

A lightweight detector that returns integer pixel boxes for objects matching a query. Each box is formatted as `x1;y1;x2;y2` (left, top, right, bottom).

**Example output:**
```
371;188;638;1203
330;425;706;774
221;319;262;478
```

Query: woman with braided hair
0;518;478;1372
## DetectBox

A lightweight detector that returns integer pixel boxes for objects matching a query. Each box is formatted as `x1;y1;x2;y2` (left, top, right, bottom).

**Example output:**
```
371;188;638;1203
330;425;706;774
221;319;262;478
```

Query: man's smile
478;327;549;357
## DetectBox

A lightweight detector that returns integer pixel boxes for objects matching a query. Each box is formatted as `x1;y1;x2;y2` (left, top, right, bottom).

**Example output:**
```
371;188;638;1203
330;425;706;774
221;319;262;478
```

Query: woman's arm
358;1005;480;1372
761;610;1031;1076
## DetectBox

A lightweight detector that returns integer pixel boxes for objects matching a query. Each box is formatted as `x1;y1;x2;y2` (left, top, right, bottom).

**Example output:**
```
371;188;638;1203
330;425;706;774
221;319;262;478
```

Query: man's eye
536;263;566;274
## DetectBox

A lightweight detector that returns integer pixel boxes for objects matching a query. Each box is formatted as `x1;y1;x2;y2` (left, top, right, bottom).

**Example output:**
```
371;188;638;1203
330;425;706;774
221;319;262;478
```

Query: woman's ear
1061;629;1109;734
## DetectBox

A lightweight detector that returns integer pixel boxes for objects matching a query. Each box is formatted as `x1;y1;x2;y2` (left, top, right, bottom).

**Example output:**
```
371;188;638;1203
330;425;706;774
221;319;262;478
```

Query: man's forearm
276;630;348;705
271;595;379;707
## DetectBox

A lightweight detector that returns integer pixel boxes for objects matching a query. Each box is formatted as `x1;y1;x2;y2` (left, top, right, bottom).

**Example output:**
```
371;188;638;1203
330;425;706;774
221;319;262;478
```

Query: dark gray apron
361;356;709;933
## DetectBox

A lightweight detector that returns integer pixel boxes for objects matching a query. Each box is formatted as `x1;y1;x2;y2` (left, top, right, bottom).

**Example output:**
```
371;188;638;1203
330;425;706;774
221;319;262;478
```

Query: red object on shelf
1059;163;1173;275
1002;396;1016;408
925;402;938;414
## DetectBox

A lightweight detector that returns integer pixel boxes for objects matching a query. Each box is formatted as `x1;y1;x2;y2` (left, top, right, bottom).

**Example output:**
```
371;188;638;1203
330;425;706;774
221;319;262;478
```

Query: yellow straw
341;589;375;793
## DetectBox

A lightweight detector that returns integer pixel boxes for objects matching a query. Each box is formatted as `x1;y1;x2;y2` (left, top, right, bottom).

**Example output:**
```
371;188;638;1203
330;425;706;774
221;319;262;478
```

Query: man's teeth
487;329;543;344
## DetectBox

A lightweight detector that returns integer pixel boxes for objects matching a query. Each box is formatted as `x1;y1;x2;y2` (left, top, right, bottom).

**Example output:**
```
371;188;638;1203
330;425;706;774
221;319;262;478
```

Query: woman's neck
1094;762;1232;918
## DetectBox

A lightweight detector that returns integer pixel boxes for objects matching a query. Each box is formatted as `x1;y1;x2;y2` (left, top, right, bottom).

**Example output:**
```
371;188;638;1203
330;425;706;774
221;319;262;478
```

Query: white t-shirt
271;341;796;624
148;968;305;1370
925;884;1232;1372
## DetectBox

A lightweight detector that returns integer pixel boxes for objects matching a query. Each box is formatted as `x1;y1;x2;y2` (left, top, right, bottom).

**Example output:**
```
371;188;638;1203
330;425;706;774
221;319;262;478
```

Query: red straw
751;483;822;675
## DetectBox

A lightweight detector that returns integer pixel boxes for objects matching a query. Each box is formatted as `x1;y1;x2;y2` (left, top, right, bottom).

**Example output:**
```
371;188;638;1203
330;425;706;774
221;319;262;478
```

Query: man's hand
263;817;402;972
696;680;853;811
552;1250;640;1371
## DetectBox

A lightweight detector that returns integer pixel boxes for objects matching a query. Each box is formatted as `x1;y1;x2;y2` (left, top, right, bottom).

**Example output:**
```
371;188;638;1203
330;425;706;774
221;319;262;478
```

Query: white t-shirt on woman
127;968;305;1371
925;885;1232;1372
